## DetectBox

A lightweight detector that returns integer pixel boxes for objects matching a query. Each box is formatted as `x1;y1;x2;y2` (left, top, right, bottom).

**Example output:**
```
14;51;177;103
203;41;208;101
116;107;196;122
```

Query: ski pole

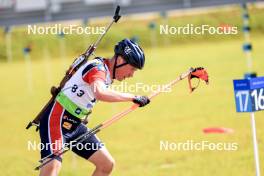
35;68;198;170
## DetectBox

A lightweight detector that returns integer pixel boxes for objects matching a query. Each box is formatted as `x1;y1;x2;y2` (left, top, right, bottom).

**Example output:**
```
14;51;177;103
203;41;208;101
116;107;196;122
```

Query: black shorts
39;101;103;162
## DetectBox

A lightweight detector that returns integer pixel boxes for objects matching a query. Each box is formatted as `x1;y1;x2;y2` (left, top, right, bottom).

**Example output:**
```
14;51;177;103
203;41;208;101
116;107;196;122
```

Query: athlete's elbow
94;89;104;100
93;88;111;102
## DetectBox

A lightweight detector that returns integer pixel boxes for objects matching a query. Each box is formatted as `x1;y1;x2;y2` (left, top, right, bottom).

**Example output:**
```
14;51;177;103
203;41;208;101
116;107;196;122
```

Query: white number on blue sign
235;91;249;111
251;88;264;111
233;77;264;112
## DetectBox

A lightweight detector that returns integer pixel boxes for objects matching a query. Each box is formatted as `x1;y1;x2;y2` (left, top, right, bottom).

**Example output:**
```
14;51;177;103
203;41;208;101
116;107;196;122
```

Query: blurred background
0;0;264;175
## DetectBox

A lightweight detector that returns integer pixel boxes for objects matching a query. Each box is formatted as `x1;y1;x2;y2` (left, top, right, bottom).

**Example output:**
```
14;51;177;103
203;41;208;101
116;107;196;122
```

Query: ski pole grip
113;5;121;22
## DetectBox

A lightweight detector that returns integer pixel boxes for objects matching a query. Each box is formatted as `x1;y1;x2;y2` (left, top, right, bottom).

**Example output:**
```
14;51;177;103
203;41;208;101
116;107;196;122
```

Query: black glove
133;96;150;107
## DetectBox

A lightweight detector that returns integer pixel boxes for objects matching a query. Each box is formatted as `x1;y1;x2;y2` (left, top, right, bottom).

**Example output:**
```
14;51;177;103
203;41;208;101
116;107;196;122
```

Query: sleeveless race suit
39;57;112;161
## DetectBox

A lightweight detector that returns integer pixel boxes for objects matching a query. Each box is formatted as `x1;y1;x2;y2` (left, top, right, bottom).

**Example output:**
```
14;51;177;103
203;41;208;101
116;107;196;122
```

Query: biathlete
39;38;150;176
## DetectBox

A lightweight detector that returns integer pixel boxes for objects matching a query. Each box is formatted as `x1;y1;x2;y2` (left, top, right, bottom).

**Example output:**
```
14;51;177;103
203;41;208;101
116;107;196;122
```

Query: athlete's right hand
133;96;150;107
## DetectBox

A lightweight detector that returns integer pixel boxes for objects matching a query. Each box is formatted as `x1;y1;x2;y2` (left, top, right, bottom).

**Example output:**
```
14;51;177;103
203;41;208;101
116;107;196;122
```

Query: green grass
0;34;264;175
1;5;264;62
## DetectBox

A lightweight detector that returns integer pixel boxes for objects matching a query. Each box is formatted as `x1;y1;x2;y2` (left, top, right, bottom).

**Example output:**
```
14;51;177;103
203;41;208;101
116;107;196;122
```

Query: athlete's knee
50;160;62;171
96;157;115;174
40;159;62;176
89;147;115;174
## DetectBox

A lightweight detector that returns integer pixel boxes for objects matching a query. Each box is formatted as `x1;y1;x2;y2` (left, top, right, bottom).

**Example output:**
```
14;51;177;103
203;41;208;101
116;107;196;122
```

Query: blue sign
233;77;264;112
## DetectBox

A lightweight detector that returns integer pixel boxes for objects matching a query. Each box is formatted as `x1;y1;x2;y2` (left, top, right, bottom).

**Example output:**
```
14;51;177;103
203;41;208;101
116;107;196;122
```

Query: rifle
26;6;121;131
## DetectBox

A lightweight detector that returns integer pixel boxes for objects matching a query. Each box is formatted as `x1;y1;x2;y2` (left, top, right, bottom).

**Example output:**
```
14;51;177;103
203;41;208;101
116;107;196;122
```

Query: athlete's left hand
133;96;150;107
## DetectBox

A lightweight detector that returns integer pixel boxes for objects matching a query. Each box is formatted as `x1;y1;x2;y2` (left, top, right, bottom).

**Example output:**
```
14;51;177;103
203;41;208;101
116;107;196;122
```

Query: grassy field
0;33;264;176
1;4;264;62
